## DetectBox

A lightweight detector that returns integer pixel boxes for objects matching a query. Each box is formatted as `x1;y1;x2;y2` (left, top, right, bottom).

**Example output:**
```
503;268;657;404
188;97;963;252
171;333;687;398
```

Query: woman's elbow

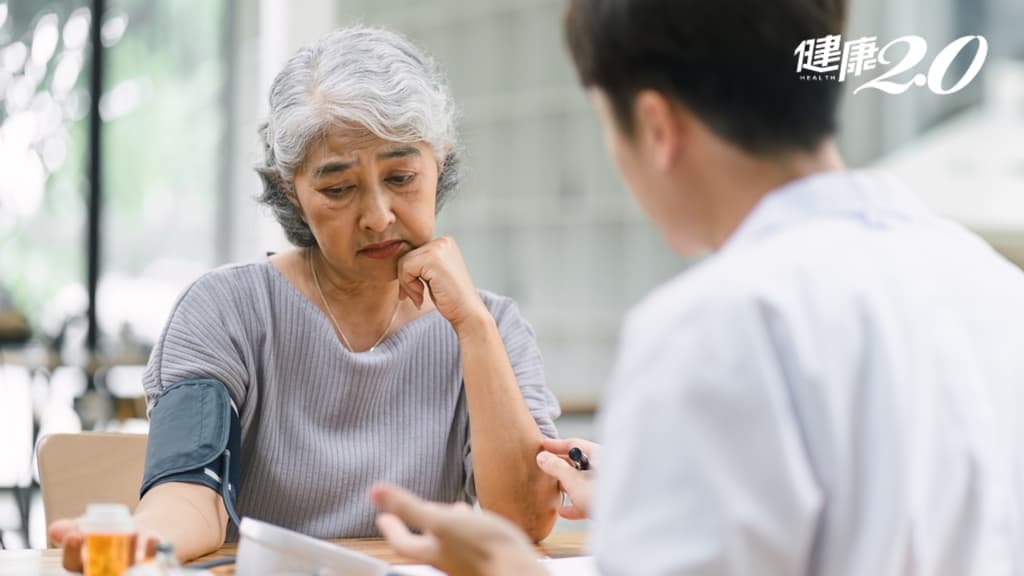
522;505;558;543
520;476;561;542
480;483;559;542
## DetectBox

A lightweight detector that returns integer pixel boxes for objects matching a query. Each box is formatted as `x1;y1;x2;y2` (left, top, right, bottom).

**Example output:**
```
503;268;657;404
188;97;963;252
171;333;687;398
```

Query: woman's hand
48;482;224;571
536;438;602;520
397;236;488;332
48;517;161;572
371;483;545;576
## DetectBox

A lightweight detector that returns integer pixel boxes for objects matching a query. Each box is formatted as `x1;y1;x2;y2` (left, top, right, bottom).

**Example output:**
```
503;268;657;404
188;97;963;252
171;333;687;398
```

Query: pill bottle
80;503;135;576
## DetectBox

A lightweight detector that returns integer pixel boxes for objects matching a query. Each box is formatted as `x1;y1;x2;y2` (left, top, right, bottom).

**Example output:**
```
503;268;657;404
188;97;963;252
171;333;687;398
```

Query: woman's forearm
456;313;561;541
134;482;229;562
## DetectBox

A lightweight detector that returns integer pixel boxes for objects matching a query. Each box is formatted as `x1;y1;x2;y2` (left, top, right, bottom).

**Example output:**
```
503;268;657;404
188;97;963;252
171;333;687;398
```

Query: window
0;0;230;356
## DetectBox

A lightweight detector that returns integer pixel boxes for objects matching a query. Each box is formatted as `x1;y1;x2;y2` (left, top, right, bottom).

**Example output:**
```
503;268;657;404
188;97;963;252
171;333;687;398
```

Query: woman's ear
282;176;307;223
293;200;308;224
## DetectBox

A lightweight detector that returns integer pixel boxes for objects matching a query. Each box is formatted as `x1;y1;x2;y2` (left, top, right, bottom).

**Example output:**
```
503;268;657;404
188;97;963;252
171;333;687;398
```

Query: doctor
371;0;1024;574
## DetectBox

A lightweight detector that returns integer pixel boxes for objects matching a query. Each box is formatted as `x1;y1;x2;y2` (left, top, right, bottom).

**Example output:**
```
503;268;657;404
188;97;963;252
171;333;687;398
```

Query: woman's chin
360;264;401;285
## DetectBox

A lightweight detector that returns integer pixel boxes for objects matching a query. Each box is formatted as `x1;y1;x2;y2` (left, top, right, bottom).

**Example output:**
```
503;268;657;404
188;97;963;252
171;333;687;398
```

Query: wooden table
0;531;586;575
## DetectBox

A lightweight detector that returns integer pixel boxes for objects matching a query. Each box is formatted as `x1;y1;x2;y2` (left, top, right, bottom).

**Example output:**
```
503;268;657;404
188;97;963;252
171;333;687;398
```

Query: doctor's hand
537;438;601;520
370;483;545;576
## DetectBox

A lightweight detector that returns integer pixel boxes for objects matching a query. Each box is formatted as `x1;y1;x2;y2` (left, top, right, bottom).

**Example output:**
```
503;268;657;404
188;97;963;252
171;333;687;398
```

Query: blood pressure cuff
141;379;241;522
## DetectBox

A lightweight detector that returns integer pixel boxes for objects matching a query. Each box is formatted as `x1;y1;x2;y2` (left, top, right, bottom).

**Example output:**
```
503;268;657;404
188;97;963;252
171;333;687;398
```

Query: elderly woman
49;27;561;567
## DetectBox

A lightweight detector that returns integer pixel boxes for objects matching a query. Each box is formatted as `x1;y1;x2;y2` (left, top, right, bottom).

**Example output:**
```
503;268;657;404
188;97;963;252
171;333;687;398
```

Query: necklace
308;248;400;352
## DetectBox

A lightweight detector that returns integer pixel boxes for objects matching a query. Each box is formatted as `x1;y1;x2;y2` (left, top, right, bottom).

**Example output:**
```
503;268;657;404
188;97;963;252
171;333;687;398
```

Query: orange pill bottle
80;503;135;576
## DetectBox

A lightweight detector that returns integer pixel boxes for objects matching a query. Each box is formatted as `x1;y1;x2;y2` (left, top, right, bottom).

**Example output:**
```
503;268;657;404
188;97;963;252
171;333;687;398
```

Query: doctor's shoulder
619;252;784;356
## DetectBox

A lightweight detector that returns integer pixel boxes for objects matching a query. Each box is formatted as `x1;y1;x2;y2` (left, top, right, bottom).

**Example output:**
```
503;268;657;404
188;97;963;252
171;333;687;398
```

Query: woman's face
292;128;440;284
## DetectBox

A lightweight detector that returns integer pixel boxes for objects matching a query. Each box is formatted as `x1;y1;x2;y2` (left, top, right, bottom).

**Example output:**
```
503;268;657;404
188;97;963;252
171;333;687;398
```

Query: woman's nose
358;185;396;232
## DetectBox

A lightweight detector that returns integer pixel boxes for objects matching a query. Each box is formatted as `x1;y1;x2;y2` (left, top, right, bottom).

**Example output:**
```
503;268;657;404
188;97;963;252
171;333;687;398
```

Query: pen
568;447;590;471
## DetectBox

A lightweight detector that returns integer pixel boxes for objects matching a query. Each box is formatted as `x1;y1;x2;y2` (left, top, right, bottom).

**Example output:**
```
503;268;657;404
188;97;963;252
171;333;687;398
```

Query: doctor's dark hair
256;27;461;247
564;0;848;154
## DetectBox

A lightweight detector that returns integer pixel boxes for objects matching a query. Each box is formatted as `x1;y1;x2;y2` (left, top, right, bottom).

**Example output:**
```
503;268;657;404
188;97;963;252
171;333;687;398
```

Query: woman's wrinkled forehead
300;126;433;177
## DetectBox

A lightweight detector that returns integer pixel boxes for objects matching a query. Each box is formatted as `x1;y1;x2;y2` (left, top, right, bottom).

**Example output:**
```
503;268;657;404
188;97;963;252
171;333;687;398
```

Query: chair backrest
37;432;148;539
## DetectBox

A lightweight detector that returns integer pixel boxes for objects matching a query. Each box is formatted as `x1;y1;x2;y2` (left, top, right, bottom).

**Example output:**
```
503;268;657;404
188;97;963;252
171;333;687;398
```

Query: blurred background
1;0;1022;548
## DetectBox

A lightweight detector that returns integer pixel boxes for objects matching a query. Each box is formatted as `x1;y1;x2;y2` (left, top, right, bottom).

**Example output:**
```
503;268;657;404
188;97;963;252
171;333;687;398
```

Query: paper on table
389;556;598;576
540;556;599;575
387;566;443;576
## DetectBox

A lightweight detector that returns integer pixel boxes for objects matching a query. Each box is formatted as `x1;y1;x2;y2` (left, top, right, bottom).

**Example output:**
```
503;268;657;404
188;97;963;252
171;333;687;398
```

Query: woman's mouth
359;240;404;259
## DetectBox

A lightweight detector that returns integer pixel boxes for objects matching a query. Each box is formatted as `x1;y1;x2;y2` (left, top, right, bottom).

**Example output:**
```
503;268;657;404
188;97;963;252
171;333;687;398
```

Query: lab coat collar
724;169;927;251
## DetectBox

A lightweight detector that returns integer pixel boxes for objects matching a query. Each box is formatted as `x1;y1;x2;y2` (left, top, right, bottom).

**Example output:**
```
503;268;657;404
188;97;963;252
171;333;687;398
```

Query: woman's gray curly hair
255;27;461;247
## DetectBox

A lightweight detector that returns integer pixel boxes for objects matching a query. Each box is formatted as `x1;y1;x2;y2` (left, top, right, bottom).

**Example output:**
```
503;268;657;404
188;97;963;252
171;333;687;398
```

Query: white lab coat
591;170;1024;575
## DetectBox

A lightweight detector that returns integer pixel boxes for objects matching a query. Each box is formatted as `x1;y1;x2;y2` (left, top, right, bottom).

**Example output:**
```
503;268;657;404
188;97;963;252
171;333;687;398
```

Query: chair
36;432;147;543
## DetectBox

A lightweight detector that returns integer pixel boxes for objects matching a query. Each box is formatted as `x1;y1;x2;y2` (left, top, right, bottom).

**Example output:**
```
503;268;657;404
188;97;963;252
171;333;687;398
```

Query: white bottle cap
79;503;134;534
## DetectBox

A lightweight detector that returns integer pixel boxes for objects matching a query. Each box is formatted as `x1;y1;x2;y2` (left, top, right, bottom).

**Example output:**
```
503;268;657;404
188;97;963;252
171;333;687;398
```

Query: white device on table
236;517;390;576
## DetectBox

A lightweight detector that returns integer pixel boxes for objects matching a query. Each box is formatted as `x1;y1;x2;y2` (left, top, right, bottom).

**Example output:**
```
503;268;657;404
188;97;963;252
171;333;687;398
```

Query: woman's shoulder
475;289;535;332
168;261;281;322
476;289;517;314
183;261;275;298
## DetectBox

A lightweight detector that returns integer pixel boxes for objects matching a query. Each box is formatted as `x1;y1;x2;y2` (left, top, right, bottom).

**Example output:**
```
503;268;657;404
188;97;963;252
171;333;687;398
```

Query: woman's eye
388;174;415;186
322;185;355;196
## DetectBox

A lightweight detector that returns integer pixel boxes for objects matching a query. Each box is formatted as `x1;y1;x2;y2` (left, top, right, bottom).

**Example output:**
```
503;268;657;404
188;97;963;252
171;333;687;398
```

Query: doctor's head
564;0;848;255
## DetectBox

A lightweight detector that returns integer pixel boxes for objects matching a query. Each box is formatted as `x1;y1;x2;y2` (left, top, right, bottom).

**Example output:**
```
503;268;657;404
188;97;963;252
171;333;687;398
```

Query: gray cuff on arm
141;379;242;516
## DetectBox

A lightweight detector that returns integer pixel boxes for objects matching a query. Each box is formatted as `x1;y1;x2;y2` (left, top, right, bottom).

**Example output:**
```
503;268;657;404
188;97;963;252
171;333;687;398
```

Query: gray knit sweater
142;261;560;538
